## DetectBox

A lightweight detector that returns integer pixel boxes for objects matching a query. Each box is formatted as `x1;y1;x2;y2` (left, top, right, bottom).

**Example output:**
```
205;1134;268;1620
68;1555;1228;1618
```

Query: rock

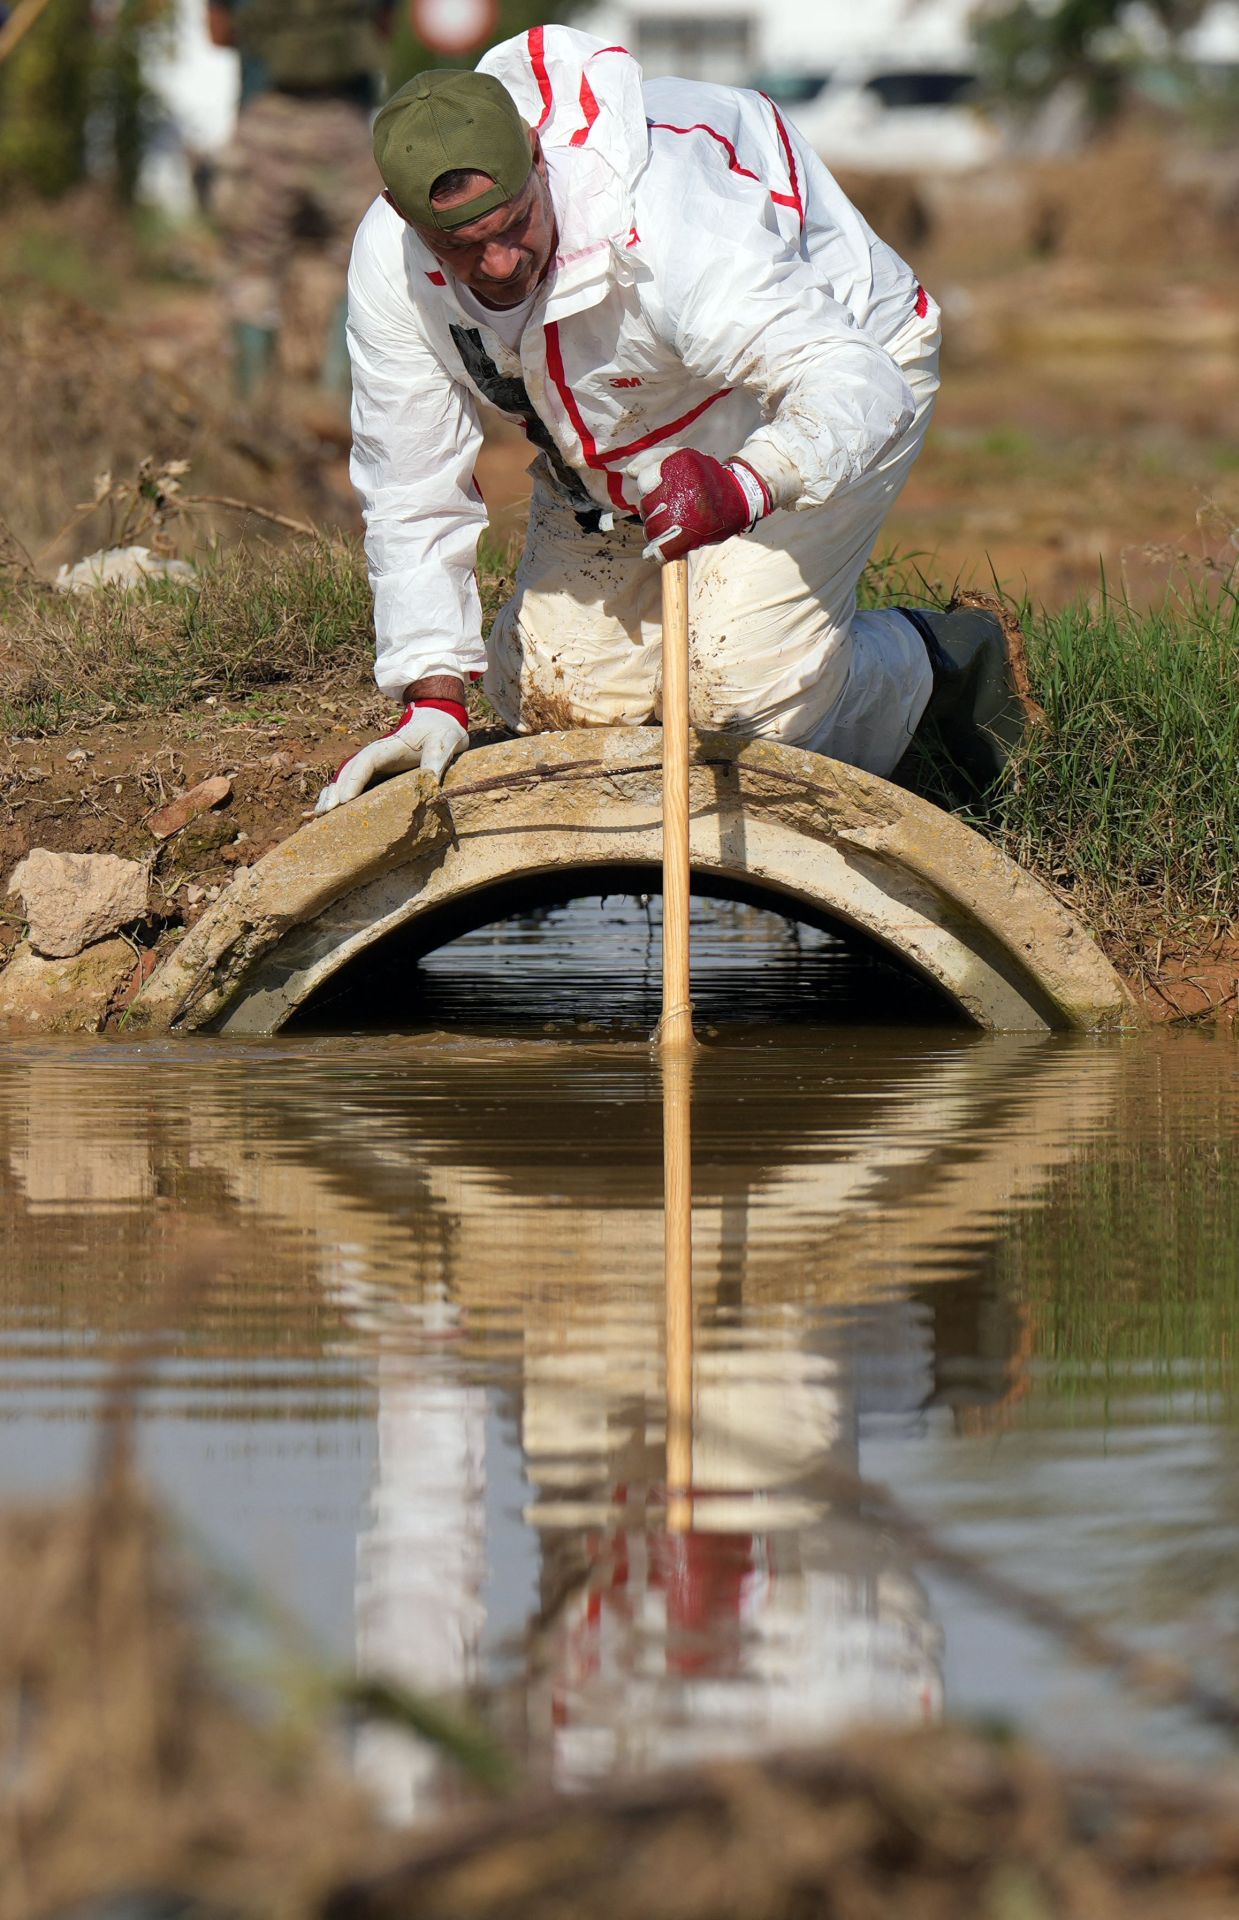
8;848;149;958
0;938;135;1032
147;775;232;840
54;546;195;594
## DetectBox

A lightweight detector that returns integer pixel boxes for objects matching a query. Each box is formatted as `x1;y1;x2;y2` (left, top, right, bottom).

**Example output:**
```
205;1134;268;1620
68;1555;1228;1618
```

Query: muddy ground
1;133;1237;1023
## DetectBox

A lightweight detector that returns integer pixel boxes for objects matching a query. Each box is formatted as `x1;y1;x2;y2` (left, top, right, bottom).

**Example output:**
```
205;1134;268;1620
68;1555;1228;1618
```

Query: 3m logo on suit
610;376;642;388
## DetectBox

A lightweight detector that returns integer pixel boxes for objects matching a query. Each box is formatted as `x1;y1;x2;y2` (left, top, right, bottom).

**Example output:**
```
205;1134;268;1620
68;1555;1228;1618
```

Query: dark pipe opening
289;862;964;1035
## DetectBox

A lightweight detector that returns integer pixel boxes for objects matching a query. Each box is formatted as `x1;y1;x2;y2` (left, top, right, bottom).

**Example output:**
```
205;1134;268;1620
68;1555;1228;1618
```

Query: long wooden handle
658;555;694;1051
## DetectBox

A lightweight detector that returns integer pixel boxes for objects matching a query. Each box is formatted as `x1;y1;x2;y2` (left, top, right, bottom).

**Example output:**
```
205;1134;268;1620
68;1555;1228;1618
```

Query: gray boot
899;603;1042;790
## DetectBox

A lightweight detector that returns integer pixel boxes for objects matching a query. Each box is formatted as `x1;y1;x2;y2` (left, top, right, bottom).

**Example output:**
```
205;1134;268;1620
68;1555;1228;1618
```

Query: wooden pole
663;1042;693;1532
657;555;694;1051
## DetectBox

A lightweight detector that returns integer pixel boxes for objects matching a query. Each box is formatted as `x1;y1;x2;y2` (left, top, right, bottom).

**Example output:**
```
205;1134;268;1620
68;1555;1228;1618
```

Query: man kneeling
318;25;1031;814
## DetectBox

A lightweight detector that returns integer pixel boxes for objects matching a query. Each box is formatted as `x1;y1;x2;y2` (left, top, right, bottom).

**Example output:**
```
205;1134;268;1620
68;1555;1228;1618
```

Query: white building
572;0;1002;170
571;0;982;87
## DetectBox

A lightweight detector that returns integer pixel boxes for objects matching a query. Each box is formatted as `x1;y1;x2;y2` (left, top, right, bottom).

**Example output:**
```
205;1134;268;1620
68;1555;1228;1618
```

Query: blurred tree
975;0;1214;120
387;0;583;90
0;0;169;203
0;0;94;197
96;0;168;203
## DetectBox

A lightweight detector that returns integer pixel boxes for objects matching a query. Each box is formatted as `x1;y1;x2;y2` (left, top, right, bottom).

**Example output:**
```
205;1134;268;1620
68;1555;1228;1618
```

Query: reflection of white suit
332;1039;1118;1812
350;1301;942;1807
0;1037;1123;1821
525;1314;943;1787
354;1352;488;1822
144;1036;1117;1816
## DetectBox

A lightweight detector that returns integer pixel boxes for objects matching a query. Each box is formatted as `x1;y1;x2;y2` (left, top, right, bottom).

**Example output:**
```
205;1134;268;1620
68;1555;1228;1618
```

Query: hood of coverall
476;26;651;271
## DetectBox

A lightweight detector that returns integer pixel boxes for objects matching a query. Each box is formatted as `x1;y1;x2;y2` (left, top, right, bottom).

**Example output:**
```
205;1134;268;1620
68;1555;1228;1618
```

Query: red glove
637;449;772;563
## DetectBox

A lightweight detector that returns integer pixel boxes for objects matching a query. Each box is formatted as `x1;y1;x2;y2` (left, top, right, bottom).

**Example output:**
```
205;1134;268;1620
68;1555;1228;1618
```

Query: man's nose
479;242;522;281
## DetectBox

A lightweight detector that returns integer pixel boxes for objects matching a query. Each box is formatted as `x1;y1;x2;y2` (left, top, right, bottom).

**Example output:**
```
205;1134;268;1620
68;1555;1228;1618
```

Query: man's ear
529;128;546;176
382;188;412;224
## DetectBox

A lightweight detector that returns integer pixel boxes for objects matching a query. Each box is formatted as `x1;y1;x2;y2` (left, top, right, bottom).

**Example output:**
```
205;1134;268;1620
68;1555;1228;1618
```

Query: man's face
406;134;557;309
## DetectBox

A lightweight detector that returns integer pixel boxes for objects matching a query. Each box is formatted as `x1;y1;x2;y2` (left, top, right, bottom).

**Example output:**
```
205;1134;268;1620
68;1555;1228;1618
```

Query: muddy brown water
2;896;1238;1816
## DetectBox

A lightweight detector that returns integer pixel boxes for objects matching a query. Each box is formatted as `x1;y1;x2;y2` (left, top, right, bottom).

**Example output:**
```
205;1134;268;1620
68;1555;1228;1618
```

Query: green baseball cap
373;70;533;231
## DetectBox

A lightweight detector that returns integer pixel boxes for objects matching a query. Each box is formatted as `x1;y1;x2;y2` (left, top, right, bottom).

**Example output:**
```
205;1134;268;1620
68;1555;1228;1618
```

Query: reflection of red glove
638;450;772;563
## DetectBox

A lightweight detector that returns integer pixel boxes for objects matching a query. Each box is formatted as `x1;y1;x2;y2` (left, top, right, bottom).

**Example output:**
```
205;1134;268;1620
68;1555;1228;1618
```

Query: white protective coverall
347;25;940;776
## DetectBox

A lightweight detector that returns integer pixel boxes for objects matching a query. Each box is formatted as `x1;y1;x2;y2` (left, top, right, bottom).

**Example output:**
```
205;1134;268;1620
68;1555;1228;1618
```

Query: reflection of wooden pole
663;1044;693;1532
657;556;694;1052
659;554;695;1525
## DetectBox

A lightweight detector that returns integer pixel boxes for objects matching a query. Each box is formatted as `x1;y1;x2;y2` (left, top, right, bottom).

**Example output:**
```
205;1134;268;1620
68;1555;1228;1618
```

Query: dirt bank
0;690;1228;1029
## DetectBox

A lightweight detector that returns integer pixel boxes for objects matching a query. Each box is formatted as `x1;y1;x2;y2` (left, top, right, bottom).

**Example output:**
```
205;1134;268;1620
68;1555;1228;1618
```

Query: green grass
990;573;1239;956
0;536;376;733
870;550;1239;956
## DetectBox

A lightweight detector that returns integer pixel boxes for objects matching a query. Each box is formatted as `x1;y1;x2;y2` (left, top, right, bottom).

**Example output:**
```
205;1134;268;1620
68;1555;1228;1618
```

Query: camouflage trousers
213;91;378;330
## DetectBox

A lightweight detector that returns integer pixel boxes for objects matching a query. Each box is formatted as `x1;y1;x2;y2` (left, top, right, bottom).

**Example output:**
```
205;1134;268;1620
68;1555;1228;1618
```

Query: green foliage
975;0;1213;116
866;552;1239;955
96;0;163;206
0;0;94;199
0;0;170;204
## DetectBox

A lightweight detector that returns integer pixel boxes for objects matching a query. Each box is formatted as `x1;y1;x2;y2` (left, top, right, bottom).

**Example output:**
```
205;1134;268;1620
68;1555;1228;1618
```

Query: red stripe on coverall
761;96;805;227
544;320;732;513
544;322;631;510
648;119;761;184
527;26;554;129
528;30;604;147
570;73;600;146
648;117;801;214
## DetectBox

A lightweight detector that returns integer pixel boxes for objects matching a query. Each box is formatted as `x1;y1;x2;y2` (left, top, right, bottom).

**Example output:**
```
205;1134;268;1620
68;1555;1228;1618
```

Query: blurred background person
206;0;392;405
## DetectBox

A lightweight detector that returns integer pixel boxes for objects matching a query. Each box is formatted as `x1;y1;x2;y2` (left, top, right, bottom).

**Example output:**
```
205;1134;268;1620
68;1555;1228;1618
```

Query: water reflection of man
348;1286;960;1811
340;1041;1113;1810
523;1313;943;1785
113;1034;1113;1813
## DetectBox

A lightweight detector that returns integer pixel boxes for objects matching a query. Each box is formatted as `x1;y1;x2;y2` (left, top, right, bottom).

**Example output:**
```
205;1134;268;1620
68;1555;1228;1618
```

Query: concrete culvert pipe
129;729;1134;1036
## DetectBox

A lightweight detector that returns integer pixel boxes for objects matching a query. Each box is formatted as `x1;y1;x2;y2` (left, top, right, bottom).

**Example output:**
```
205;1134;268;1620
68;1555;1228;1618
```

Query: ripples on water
1;896;1237;1812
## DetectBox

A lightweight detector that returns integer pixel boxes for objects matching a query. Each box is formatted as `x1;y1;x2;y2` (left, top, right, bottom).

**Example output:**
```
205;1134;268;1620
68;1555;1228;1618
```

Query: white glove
315;701;469;814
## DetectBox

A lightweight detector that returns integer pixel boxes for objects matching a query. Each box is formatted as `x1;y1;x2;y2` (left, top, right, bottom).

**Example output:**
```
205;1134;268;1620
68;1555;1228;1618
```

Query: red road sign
411;0;498;55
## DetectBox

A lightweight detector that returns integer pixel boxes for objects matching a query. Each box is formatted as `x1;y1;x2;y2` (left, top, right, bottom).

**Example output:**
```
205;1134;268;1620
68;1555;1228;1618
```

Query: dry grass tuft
0;536;375;733
0;1466;377;1920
